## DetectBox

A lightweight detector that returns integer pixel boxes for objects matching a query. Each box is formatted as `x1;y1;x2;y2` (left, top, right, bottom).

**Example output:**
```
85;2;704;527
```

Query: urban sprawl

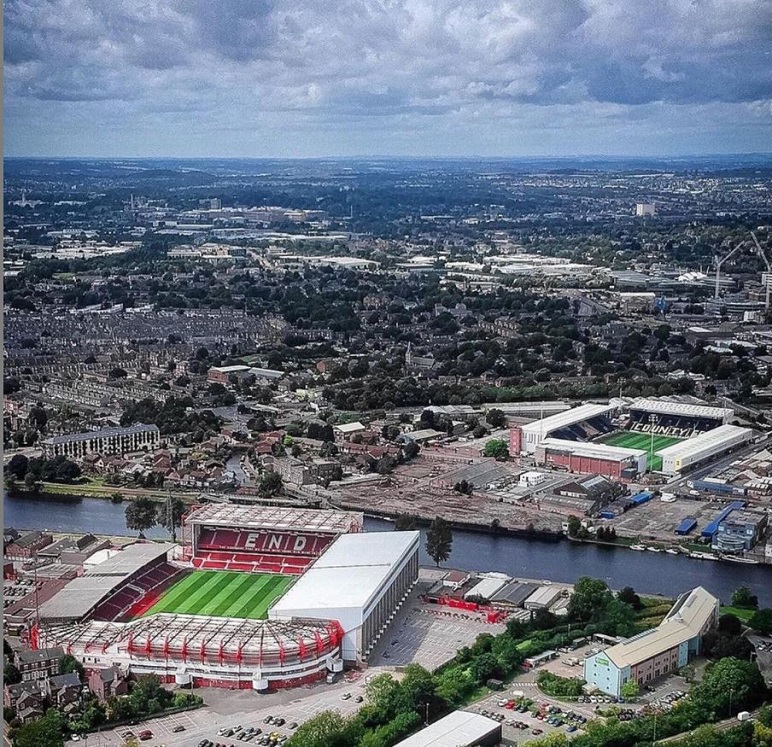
4;157;772;747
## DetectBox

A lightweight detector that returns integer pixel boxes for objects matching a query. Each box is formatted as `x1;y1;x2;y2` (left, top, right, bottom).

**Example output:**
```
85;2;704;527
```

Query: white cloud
4;0;770;156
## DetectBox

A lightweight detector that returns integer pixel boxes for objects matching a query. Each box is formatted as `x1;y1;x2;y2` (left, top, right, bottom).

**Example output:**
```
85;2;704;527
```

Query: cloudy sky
4;0;771;158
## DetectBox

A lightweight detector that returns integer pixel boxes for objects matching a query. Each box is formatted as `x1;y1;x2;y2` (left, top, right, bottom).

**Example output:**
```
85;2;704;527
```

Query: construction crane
751;231;771;311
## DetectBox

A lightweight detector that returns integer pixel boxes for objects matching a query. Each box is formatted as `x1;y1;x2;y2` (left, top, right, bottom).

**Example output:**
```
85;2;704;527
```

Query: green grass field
143;571;293;620
598;431;684;471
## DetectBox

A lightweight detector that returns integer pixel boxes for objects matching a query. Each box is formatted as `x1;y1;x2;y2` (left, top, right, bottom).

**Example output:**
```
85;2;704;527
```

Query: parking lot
368;590;507;671
66;675;374;747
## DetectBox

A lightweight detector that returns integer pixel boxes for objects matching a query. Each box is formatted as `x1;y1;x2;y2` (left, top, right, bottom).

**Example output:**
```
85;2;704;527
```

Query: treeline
120;396;221;438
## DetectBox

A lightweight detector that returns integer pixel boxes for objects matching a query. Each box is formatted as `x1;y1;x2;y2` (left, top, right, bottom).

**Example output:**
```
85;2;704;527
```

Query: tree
59;654;84;678
108;367;128;379
749;608;772;635
692;657;766;716
403;441;420;460
718;613;743;636
485;408;506;428
4;662;21;684
482;438;509;460
24;472;38;492
124;497;158;535
568;577;612;622
7;454;29;479
566;515;581;538
259;471;283;497
285;711;358;747
156;496;186;542
469;652;500;683
453;479;473;495
394;514;418;531
12;707;67;747
617;586;642;611
620;680;640;699
731;586;759;608
425;516;453;567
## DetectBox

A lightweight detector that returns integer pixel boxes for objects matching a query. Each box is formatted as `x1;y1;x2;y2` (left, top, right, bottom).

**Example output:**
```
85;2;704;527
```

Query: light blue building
583;586;719;697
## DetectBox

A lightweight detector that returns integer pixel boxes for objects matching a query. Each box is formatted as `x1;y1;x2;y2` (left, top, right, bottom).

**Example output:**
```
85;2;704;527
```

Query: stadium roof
520;403;616;437
40;612;339;661
629;398;734;420
539;438;647;461
393;710;500;747
43;423;158;445
603;586;718;669
270;531;419;614
185;505;364;534
39;543;173;621
655;425;754;460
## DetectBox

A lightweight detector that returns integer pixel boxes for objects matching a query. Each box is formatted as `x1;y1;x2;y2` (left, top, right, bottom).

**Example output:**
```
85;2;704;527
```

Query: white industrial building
518;403;616;453
269;531;419;663
393;711;501;747
463;574;510;602
524;585;565;611
656;425;755;475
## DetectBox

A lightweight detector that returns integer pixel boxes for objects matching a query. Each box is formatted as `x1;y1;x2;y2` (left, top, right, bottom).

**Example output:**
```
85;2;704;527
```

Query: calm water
4;493;771;605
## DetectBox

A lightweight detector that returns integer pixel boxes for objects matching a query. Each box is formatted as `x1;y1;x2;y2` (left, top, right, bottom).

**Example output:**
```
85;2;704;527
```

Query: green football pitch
142;571;294;620
598;431;684;472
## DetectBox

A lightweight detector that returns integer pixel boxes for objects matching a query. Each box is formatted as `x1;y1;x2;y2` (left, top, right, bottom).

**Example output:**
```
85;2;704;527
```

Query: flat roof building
393;711;501;747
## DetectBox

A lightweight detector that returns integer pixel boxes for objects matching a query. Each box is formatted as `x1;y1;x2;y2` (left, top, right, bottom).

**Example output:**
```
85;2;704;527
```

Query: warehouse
536;438;647;479
656;425;755;476
269;531;419;663
584;586;719;697
490;582;539;610
463;575;509;602
512;403;616;453
524;585;564;611
393;710;501;747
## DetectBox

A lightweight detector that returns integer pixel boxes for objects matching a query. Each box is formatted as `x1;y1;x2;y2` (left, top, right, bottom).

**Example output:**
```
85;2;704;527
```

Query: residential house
4;682;45;722
87;666;130;702
15;645;65;682
43;672;83;712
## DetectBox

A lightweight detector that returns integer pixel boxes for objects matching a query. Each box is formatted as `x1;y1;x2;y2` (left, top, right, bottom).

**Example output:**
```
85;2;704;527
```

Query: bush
537;671;585;697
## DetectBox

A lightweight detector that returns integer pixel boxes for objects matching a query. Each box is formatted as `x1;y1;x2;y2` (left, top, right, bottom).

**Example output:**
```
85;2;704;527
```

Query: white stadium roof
185;505;363;534
270;531;419;614
630;398;733;420
521;403;616;437
655;424;754;461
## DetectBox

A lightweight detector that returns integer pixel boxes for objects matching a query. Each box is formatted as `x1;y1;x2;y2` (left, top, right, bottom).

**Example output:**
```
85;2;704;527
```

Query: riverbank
5;493;772;605
7;481;201;503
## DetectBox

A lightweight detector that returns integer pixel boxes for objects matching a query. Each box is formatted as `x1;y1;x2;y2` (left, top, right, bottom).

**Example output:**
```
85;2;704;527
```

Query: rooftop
43;423;158;446
604;586;718;669
185;505;363;534
521;403;615;436
655;425;754;460
540;438;646;461
271;531;420;613
393;710;500;747
630;398;733;420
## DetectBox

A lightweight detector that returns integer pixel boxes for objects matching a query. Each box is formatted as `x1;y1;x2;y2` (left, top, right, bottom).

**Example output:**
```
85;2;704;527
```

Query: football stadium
511;397;754;478
33;506;420;690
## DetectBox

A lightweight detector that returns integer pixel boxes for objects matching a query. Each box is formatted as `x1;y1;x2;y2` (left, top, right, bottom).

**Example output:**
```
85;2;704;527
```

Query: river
4;493;771;605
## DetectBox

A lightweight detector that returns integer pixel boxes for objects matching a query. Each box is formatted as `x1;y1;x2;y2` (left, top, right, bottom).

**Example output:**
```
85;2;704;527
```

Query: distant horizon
5;152;771;162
